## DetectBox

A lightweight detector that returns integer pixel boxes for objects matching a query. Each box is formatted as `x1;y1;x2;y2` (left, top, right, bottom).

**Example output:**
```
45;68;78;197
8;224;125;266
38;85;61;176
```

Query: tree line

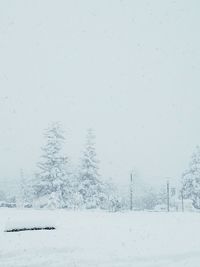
1;123;200;212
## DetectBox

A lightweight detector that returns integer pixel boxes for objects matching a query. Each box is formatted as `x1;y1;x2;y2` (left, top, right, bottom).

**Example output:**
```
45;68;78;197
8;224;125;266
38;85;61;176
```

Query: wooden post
181;190;184;212
167;180;170;212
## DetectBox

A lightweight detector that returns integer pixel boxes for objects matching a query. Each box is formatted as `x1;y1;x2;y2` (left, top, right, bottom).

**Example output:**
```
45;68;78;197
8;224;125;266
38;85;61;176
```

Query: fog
0;0;200;191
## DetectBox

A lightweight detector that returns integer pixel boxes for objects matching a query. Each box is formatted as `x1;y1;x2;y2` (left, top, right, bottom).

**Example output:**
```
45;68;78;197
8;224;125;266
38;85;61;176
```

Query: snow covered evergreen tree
33;122;69;208
182;146;200;209
78;129;105;209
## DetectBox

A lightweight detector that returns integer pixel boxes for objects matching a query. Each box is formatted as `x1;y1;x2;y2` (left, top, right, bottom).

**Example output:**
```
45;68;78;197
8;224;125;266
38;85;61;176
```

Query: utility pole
181;189;184;212
130;172;133;211
167;180;170;212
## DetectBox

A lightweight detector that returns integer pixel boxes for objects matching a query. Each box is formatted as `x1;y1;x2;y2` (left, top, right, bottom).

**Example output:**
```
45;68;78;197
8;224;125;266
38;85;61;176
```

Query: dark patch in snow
5;227;56;232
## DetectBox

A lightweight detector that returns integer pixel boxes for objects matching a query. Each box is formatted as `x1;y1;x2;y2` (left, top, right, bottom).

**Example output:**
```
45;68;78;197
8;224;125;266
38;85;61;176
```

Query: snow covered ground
0;209;200;267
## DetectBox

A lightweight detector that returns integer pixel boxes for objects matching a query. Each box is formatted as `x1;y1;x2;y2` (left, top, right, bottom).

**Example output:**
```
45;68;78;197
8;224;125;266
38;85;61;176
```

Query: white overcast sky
0;0;200;190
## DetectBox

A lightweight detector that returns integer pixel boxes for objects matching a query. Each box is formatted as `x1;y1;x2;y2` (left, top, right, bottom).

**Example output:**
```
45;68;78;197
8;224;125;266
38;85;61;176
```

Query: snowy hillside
0;209;200;267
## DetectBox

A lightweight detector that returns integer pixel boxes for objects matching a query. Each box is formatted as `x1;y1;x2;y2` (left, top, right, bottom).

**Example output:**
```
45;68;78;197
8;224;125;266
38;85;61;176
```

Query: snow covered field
0;209;200;267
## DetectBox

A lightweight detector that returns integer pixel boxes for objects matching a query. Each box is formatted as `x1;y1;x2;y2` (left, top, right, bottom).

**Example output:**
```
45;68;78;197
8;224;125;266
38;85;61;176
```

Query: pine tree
182;146;200;209
78;129;105;209
33;122;68;208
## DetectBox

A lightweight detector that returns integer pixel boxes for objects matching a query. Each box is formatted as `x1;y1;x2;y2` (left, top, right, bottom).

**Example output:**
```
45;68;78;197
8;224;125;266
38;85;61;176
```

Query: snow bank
1;209;200;267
